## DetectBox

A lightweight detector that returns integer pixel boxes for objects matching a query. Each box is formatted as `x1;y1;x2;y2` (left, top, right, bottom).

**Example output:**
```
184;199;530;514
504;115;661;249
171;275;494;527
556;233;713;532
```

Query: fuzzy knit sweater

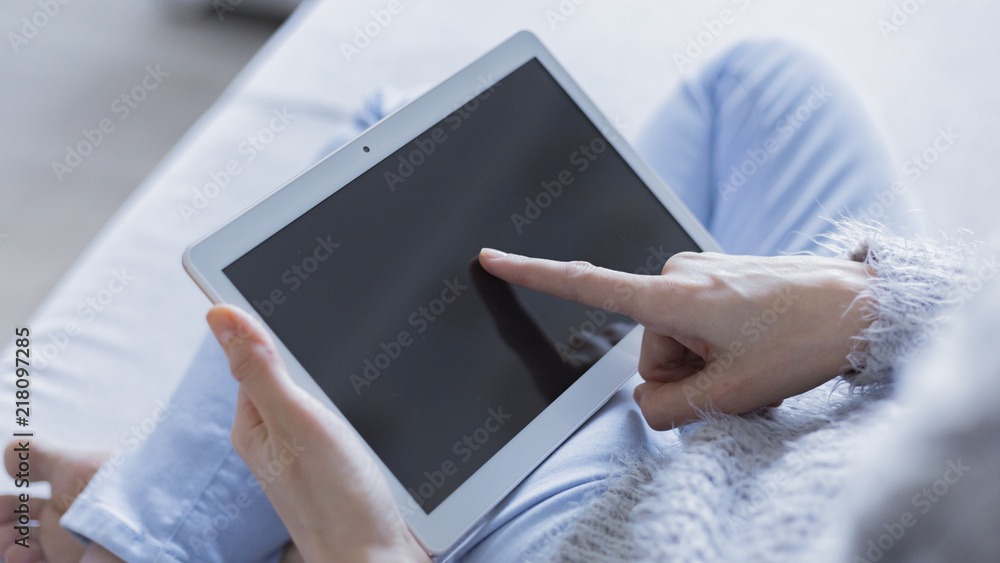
546;220;1000;562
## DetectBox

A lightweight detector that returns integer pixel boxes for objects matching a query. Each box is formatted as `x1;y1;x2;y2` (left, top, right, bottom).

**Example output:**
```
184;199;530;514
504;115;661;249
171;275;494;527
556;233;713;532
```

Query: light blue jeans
61;40;918;562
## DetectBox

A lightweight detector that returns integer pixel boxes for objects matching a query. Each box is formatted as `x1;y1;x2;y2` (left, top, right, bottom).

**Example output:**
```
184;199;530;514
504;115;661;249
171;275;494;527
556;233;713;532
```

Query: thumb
207;304;300;426
632;379;701;431
633;365;783;430
632;357;738;430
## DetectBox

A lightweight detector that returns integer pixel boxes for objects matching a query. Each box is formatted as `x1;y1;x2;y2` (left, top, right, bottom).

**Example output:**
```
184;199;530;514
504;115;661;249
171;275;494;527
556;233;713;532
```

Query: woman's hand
479;249;873;430
207;305;429;563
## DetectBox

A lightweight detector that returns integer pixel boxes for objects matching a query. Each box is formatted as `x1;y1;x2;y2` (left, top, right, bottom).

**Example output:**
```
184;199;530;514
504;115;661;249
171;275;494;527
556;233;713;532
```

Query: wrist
824;259;875;376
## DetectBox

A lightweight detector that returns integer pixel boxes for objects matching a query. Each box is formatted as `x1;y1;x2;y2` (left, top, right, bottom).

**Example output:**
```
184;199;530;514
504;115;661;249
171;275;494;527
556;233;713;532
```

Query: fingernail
633;385;645;405
480;248;507;260
207;307;237;348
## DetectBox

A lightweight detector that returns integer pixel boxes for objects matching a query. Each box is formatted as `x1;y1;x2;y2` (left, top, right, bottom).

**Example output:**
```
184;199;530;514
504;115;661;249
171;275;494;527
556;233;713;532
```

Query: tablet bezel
183;30;721;554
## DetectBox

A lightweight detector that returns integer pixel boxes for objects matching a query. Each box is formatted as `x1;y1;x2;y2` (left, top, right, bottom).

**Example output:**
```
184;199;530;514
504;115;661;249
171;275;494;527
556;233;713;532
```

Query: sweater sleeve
822;219;985;389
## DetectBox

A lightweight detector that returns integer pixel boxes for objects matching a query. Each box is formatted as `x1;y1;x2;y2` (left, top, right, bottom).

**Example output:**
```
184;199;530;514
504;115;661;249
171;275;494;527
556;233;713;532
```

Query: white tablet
183;30;720;555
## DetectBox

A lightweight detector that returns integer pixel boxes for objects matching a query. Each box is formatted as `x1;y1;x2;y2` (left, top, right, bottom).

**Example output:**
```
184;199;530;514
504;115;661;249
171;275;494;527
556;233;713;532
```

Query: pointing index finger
478;248;652;322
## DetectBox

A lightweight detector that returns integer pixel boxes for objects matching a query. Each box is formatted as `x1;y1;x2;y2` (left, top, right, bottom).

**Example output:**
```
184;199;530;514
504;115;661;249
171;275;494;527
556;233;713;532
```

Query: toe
4;441;57;484
5;441;110;494
0;494;45;517
36;502;86;562
0;496;46;554
3;532;45;563
4;440;26;480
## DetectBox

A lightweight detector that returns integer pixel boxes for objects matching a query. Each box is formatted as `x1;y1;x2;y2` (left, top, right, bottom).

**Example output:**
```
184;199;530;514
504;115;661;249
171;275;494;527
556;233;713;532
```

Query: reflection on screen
223;58;700;513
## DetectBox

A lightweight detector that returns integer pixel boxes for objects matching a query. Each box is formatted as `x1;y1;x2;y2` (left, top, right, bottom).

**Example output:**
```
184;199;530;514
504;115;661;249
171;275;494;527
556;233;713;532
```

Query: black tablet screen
224;58;700;513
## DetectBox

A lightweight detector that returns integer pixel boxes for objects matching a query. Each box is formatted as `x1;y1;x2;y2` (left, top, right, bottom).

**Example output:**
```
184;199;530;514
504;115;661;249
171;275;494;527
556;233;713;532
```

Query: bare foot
0;441;112;563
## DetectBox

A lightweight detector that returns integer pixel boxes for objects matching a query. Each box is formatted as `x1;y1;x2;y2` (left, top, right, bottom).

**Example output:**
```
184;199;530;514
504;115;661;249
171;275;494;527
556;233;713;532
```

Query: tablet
183;30;720;555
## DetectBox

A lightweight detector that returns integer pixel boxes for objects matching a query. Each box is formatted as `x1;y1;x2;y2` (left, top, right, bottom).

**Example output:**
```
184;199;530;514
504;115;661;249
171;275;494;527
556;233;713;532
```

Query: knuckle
564;260;597;301
565;260;597;280
707;377;742;414
229;339;277;380
652;273;681;293
662;251;699;274
648;274;690;310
